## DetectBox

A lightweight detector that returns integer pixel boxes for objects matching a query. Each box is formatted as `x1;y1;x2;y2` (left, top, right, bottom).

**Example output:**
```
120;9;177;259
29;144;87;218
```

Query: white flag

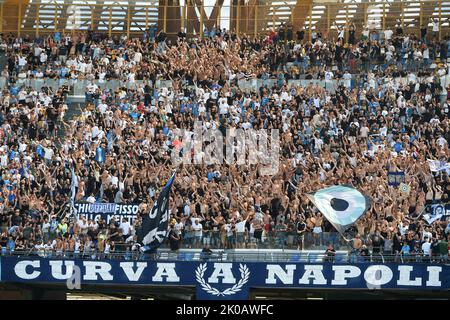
70;168;78;201
427;159;450;174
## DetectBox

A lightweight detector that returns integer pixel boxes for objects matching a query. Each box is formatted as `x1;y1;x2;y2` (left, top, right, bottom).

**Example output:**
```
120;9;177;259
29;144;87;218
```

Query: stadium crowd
0;23;448;261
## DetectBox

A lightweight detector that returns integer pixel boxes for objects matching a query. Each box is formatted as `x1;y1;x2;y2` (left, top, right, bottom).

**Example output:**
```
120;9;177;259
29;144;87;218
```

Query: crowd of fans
2;21;450;84
0;22;448;261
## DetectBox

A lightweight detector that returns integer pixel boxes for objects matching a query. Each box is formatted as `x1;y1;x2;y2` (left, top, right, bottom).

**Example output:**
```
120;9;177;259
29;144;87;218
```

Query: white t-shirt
74;241;81;252
175;222;184;232
18;56;27;66
86;83;98;94
44;147;54;160
225;224;234;237
119;221;131;236
235;221;246;233
77;220;87;231
437;137;447;148
422;242;431;255
18;90;27;101
219;103;229;115
192;223;202;237
422;231;432;241
384;29;393;40
218;97;227;105
40;52;48;63
314;137;323;151
433;21;439;32
98;103;108;114
134;52;142;63
0;154;8;167
360;126;369;138
34;46;42;57
183;204;191;216
110;176;119;187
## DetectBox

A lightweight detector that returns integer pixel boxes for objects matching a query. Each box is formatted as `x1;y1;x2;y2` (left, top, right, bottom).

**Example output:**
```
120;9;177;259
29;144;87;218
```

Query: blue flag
95;146;106;164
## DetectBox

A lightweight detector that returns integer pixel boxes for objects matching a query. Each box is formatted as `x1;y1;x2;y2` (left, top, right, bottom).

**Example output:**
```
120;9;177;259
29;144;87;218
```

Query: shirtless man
312;212;323;246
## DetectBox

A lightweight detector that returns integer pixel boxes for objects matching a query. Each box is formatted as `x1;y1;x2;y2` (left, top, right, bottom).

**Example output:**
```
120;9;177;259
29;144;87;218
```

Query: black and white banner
422;203;450;225
74;203;140;224
137;172;176;251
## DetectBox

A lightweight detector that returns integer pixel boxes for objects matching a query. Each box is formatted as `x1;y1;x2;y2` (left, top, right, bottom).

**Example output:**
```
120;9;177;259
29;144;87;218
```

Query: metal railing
2;248;448;264
171;232;350;251
2;76;450;99
0;77;353;95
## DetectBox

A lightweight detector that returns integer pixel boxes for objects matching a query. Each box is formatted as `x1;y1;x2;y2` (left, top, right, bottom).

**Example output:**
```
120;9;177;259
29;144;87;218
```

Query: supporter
0;26;447;261
169;224;180;252
324;243;336;262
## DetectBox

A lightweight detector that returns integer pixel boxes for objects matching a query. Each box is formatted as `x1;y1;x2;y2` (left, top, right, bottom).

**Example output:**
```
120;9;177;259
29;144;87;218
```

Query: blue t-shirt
8;193;15;204
53;32;61;42
60;67;68;78
394;142;403;153
7;239;15;251
192;104;199;117
401;245;410;255
261;97;269;106
120;103;130;113
10;87;19;96
36;145;45;158
130;112;139;122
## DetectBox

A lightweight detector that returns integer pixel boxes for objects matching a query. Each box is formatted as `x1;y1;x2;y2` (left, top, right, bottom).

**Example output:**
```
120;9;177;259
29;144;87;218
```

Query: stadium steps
312;4;333;36
384;1;401;30
402;1;421;30
15;0;450;37
423;1;440;25
20;0;160;34
2;0;28;34
264;0;297;32
291;0;313;30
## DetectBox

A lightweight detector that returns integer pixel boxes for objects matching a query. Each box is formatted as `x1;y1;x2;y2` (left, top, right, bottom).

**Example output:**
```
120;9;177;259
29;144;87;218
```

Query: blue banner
388;172;405;186
0;257;448;300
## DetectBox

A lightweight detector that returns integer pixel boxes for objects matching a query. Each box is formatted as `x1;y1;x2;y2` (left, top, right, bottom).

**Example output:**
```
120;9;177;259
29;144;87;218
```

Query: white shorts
313;227;322;234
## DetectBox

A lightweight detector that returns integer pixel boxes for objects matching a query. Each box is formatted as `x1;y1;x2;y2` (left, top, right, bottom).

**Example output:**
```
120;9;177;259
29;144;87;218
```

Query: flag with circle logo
399;182;410;195
306;185;371;238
